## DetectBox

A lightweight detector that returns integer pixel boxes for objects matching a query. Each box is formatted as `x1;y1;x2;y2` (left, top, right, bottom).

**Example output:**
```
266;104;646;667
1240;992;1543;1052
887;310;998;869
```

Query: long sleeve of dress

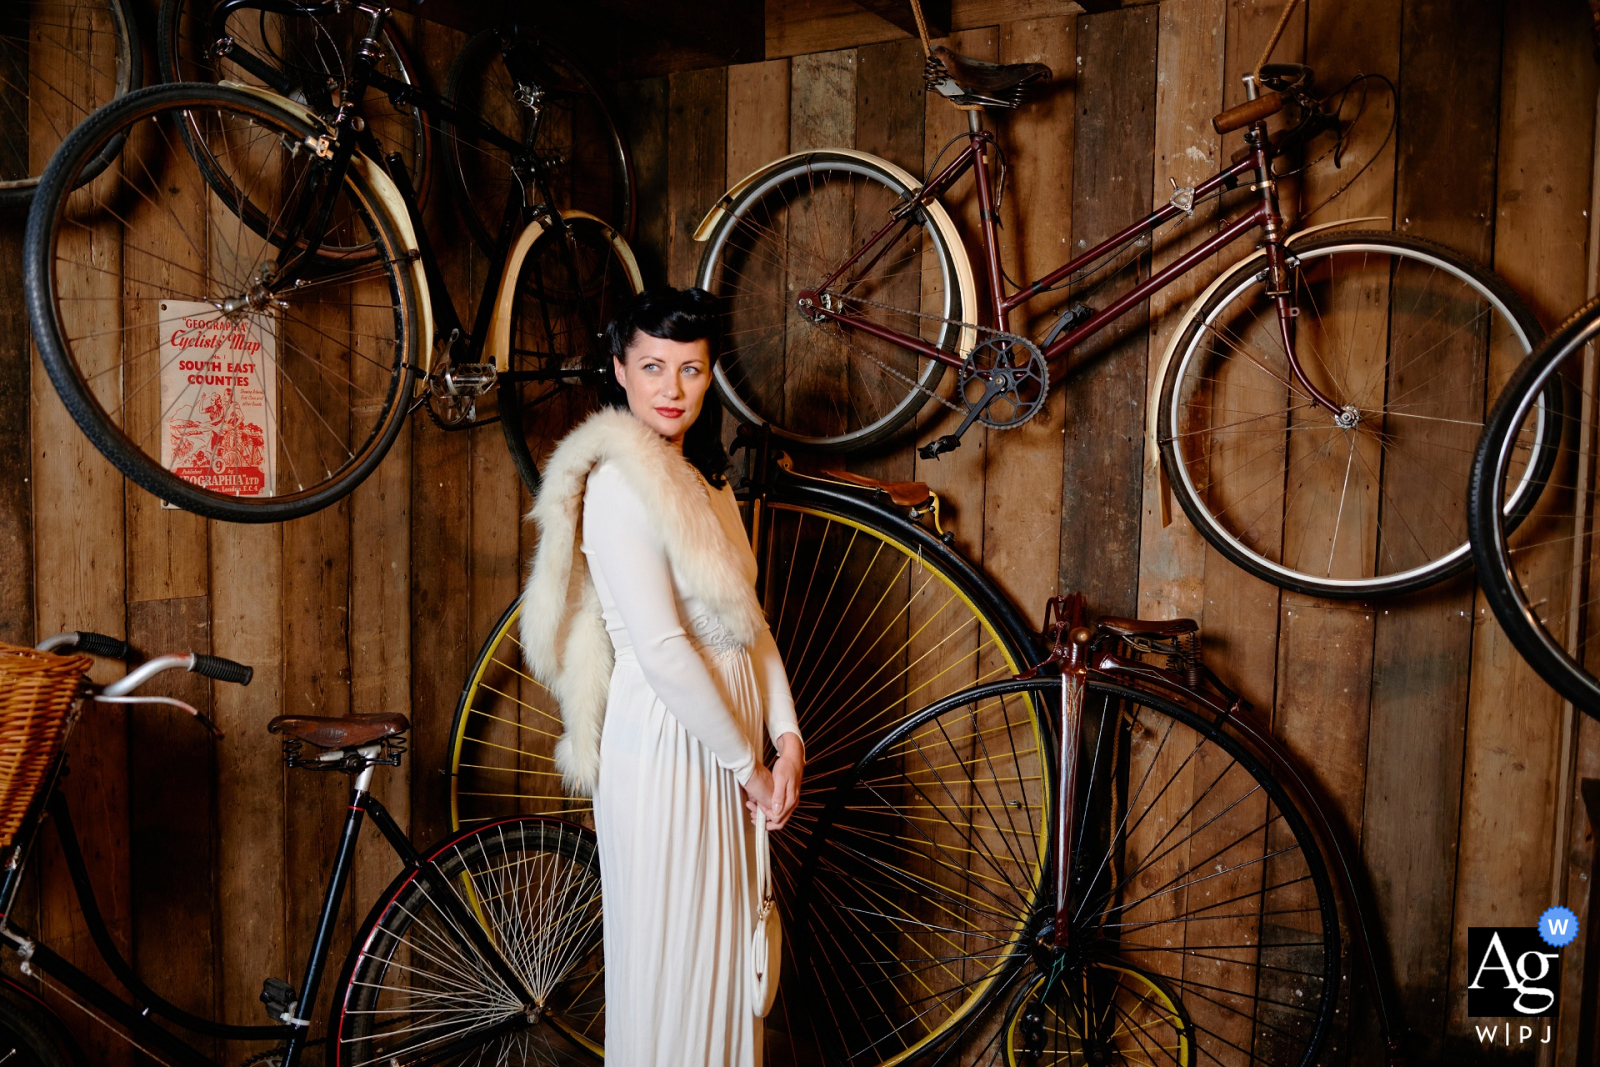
582;464;760;783
751;625;801;750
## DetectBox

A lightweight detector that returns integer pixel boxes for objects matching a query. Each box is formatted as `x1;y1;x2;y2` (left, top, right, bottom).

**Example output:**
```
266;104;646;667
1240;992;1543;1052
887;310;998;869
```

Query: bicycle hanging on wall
695;6;1557;601
25;0;641;522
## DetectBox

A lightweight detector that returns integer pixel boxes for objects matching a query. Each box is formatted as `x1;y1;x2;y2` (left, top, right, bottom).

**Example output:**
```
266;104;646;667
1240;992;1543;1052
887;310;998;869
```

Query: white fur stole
519;407;765;797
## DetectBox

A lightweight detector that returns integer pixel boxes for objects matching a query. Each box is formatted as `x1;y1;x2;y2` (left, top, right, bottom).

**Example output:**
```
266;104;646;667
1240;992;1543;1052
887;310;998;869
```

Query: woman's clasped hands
743;733;803;830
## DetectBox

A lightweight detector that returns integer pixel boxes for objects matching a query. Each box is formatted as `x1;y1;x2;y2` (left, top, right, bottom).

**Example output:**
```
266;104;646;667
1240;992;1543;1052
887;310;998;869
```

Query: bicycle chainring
237;1047;288;1067
958;334;1049;430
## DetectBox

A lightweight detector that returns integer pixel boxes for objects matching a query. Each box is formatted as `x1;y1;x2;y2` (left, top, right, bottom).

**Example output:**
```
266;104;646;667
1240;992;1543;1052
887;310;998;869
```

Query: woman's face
613;334;712;444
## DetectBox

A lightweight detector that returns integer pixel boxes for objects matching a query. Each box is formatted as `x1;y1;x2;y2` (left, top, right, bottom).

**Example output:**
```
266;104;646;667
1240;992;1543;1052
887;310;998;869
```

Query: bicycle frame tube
799;133;1268;368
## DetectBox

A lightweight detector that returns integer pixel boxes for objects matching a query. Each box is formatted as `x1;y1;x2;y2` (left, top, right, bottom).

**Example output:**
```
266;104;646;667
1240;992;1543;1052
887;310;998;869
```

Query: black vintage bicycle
0;633;604;1067
24;1;640;521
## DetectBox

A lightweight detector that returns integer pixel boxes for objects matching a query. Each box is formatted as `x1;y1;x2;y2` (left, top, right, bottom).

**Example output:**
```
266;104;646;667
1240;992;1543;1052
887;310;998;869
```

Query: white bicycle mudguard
694;148;981;360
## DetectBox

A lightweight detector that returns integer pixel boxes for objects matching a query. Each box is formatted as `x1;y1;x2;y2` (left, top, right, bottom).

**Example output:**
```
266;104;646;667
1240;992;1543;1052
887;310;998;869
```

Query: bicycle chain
799;288;1031;421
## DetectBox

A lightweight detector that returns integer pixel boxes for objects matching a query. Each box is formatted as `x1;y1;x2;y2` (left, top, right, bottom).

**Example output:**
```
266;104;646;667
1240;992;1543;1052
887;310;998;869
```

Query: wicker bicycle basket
0;643;91;848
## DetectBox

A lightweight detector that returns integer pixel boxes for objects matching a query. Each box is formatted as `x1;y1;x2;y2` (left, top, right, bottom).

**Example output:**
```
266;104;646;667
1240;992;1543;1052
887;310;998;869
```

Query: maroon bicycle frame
795;112;1347;417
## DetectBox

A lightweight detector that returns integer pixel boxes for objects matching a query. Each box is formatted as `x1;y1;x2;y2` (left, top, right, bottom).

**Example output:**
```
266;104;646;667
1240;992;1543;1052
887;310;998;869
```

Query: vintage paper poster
158;300;277;498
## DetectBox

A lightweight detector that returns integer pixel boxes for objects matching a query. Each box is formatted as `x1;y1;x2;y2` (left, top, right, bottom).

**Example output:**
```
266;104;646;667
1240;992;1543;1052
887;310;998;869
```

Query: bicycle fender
217;82;433;394
484;211;645;374
1141;215;1388;472
694;148;979;358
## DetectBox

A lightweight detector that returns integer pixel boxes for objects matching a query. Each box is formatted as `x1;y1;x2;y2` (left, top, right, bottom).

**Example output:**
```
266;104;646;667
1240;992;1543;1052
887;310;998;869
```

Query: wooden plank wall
4;1;1600;1065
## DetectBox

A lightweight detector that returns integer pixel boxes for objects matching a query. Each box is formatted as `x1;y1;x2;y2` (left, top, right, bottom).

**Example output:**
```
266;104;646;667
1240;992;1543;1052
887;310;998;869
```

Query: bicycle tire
0;0;142;208
333;816;605;1066
497;213;645;496
0;980;84;1067
796;675;1341;1067
1470;294;1600;714
695;151;976;453
24;83;418;522
444;26;636;254
156;0;432;212
1002;961;1195;1067
1158;230;1547;599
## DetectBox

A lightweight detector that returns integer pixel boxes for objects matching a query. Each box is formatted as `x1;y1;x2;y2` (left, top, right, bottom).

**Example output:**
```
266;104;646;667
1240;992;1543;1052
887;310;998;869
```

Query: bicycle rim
157;0;432;211
25;84;414;521
1471;297;1600;714
1160;233;1541;598
699;156;964;452
445;27;635;253
0;0;140;205
498;214;644;496
336;818;605;1066
1003;962;1195;1067
800;677;1340;1067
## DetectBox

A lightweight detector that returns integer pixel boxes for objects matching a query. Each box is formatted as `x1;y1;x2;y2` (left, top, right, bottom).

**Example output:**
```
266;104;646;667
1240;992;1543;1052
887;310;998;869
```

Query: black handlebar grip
191;654;254;686
74;632;131;659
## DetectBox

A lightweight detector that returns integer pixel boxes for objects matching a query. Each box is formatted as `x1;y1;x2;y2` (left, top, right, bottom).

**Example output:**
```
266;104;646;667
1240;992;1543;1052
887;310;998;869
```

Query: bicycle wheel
450;474;1040;833
696;152;976;452
157;0;431;211
1471;296;1600;714
1003;962;1195;1067
498;213;644;495
0;0;141;208
1158;230;1547;599
0;981;83;1067
445;27;635;254
25;83;417;522
798;676;1340;1067
334;817;605;1067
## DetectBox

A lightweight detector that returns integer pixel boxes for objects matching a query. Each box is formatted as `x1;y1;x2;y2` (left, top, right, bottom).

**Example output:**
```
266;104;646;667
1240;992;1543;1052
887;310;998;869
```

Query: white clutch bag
750;809;783;1017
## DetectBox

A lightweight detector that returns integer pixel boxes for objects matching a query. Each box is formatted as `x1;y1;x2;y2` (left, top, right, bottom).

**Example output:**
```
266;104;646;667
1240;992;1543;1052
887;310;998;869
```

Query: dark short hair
601;286;728;486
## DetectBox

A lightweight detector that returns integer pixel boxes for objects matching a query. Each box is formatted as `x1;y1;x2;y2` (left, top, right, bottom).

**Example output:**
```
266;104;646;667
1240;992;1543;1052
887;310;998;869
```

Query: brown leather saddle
927;46;1052;109
823;469;933;508
268;713;410;749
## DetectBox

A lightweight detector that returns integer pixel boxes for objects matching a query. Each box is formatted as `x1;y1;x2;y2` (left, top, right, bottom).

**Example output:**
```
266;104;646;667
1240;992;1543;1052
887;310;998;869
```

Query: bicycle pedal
260;977;298;1024
435;363;498;397
917;434;963;460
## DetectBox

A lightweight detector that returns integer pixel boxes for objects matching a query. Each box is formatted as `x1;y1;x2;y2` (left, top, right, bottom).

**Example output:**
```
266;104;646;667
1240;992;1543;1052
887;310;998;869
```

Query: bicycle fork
1051;594;1092;952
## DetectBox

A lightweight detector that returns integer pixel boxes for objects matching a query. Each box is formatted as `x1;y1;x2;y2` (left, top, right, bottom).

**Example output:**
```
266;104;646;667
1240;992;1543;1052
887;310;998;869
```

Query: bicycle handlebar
35;631;131;659
102;653;253;698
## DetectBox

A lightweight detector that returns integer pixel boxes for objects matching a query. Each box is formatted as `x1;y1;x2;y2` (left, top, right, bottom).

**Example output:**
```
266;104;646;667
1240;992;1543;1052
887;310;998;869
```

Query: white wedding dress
581;460;800;1067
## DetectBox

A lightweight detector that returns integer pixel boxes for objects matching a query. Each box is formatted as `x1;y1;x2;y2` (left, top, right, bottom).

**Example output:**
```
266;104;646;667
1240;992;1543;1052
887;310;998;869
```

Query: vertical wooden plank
728;59;791;183
915;27;996;561
849;37;924;486
1136;0;1225;626
210;521;286;1063
667;68;728;288
786;49;858;456
280;498;353;1024
0;209;30;645
1057;7;1157;619
410;35;475;852
125;597;218;1060
983;16;1076;621
27;15;131;1064
1361;2;1501;1061
615;77;671;287
349;325;412;909
1452;1;1597;1058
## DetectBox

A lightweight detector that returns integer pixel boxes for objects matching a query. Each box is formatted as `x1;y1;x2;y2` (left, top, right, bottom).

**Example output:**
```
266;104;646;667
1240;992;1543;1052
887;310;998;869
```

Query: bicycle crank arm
917;374;1007;459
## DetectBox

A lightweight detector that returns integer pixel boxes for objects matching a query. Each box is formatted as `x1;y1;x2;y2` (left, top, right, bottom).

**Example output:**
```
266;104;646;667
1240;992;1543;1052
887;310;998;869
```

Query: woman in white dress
521;287;804;1067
